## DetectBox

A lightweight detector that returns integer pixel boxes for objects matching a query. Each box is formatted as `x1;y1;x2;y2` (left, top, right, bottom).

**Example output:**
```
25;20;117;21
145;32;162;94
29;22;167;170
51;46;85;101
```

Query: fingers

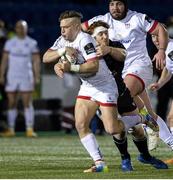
54;63;64;78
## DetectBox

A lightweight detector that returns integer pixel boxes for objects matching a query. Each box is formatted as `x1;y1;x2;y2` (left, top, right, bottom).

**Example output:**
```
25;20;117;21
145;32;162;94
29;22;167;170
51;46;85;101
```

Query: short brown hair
87;21;109;35
59;10;83;22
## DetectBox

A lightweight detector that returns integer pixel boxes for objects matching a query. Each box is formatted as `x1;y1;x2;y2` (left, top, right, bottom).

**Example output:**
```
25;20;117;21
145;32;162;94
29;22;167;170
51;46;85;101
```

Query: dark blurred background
0;0;173;133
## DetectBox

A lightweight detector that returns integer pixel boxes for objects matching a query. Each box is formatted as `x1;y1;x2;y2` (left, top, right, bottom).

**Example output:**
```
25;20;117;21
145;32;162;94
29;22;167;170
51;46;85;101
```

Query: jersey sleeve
31;40;40;53
3;40;11;53
49;36;64;50
84;15;106;29
79;35;97;61
137;13;158;33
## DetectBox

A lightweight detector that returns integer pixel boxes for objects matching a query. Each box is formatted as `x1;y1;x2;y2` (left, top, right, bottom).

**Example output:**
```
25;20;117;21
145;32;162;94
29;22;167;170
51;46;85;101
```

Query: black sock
133;137;151;160
113;136;130;160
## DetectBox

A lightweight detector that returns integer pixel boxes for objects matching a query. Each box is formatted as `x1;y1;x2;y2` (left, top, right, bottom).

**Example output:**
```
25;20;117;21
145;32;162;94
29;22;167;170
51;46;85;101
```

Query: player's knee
75;121;87;133
131;125;145;138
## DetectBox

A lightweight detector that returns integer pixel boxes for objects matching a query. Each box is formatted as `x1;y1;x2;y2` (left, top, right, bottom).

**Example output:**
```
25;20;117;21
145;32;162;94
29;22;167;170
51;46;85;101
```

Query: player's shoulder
26;36;38;44
5;36;16;46
127;9;145;19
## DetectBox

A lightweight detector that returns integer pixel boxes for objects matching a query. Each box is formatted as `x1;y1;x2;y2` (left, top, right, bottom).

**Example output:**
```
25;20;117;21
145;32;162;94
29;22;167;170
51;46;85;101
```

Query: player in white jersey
149;36;173;164
82;0;173;151
0;20;40;137
88;20;168;170
43;10;133;173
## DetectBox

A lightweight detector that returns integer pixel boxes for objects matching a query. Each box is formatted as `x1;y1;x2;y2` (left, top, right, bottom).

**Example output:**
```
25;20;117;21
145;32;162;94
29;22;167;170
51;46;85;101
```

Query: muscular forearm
109;47;126;62
79;59;99;73
158;67;172;88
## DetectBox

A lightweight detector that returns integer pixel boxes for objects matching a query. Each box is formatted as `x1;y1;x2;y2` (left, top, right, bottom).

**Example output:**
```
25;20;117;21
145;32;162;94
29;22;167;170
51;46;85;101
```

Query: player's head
109;0;128;20
15;20;28;37
59;10;83;42
88;21;110;46
151;35;159;49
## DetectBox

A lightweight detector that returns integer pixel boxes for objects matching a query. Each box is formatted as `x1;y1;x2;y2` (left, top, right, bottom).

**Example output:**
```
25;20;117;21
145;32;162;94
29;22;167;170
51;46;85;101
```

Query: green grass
0;131;173;179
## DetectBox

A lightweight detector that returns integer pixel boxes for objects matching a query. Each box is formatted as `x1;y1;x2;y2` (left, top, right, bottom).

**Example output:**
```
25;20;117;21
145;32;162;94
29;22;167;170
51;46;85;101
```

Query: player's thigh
124;75;144;97
7;92;18;108
75;98;98;128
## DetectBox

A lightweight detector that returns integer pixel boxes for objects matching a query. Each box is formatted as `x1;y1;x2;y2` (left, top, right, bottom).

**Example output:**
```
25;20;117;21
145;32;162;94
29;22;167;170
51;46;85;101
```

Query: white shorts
122;64;153;89
77;81;119;106
5;77;34;92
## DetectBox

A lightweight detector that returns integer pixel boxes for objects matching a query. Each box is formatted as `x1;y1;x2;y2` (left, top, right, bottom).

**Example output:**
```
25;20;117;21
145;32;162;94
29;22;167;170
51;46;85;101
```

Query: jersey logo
125;23;130;29
84;43;96;55
168;50;173;61
145;15;153;23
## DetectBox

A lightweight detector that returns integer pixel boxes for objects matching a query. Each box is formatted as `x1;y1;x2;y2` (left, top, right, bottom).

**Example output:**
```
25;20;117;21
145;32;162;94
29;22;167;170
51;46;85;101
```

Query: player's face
15;21;28;37
109;1;126;20
152;35;159;49
60;18;79;42
95;30;109;46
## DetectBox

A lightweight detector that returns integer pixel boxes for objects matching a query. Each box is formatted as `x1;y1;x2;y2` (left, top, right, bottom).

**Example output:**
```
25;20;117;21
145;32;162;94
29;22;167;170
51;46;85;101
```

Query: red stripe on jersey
126;73;145;91
98;102;117;107
77;96;91;100
148;21;158;33
84;21;89;29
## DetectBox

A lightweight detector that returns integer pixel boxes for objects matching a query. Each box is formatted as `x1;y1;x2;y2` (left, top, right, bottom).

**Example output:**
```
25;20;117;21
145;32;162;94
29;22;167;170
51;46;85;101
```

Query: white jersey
165;39;173;74
50;31;115;87
4;36;39;80
4;36;39;91
88;10;157;69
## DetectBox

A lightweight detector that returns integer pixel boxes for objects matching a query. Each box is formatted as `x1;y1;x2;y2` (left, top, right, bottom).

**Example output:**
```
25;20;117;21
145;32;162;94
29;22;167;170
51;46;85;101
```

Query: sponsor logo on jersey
168;50;173;61
125;23;130;29
84;43;96;55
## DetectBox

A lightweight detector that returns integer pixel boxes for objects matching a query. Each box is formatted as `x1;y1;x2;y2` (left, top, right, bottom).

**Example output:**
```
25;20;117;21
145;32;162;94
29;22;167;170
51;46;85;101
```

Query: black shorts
115;77;137;115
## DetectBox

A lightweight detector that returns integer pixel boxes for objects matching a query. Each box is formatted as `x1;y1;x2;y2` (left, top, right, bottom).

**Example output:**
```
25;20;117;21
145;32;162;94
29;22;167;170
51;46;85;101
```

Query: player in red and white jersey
0;20;40;137
149;36;173;138
43;10;130;173
82;0;173;151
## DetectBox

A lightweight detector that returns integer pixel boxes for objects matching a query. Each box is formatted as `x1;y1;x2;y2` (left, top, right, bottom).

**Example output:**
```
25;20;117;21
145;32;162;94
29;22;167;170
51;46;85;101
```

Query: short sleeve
137;13;158;33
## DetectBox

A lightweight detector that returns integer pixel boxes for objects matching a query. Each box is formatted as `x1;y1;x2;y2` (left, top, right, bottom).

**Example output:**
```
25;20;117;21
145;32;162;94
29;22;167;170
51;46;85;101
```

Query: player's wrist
57;47;66;57
70;64;80;72
159;47;166;51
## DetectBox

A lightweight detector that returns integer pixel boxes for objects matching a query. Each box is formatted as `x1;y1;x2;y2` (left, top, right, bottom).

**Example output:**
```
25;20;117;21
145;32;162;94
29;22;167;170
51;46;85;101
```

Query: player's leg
75;98;108;173
0;92;18;137
100;105;133;172
139;90;173;150
21;91;36;137
132;125;168;169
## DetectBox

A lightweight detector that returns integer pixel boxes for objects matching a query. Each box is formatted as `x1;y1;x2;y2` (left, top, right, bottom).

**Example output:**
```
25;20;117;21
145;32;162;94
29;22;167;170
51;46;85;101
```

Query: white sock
24;105;34;130
157;116;173;145
120;115;142;131
81;133;103;162
7;109;17;131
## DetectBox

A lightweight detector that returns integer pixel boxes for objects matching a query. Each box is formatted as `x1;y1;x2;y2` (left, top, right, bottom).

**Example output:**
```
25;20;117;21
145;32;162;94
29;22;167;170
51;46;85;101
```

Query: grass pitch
0;131;173;179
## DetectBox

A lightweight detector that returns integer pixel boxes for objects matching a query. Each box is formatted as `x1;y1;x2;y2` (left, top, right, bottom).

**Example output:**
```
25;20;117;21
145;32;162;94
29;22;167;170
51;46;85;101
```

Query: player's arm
0;51;8;84
32;53;41;84
148;67;172;91
43;48;66;63
54;58;99;78
150;23;168;70
43;47;77;63
96;44;126;62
